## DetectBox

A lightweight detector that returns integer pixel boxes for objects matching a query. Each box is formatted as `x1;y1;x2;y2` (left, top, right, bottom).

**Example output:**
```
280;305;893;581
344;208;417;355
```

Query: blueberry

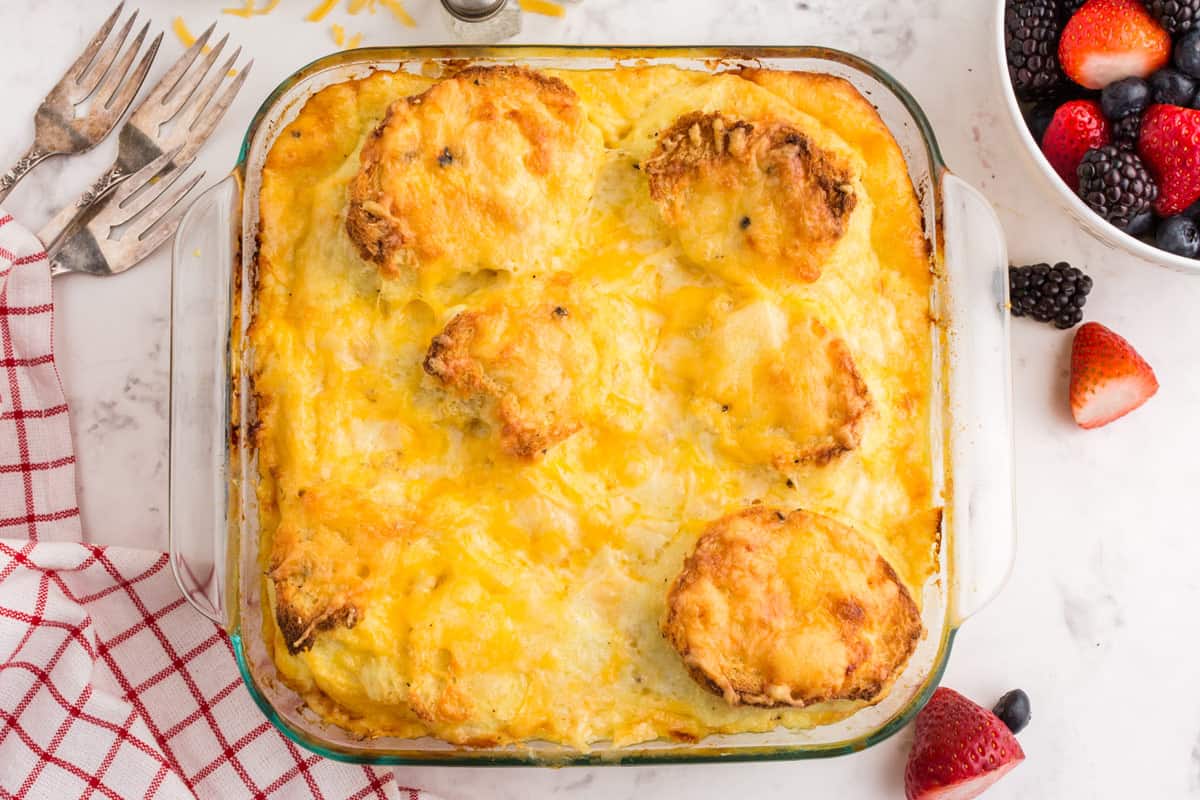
1125;209;1156;236
1149;69;1197;106
1101;77;1150;119
1026;100;1058;144
1176;31;1200;79
1185;199;1200;220
993;689;1032;734
1156;215;1200;258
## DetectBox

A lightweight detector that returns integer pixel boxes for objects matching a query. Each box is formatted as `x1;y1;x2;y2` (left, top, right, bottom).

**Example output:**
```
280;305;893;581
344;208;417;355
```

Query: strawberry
1041;100;1110;188
1138;104;1200;216
905;688;1026;800
1070;322;1158;429
1059;0;1171;89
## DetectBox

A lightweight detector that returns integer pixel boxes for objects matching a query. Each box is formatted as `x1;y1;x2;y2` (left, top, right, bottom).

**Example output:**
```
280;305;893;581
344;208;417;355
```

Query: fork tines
127;24;253;166
0;3;162;204
49;149;205;277
66;2;159;111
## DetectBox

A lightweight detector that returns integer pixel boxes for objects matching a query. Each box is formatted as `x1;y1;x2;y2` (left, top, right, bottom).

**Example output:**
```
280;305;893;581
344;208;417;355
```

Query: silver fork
48;148;204;277
0;3;160;204
38;24;252;249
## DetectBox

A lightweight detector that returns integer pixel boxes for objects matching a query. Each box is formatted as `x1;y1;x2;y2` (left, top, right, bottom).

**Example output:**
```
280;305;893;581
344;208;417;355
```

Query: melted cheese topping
253;65;938;749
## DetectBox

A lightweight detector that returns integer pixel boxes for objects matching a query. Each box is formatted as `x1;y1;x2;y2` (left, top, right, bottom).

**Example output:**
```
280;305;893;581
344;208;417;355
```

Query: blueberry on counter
1101;77;1150;120
1157;214;1200;257
993;689;1032;734
1176;30;1200;79
1149;68;1198;106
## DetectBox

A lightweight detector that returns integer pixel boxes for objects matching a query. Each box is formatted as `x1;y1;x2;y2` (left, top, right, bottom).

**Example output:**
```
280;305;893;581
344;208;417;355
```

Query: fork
0;3;160;204
38;24;252;250
48;148;204;277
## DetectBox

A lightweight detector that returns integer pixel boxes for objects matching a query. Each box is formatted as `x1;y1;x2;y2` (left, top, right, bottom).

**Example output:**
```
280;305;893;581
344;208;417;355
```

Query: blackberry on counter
1010;262;1093;329
1148;0;1200;35
1077;145;1158;232
1111;111;1143;149
1006;0;1066;100
1062;0;1088;16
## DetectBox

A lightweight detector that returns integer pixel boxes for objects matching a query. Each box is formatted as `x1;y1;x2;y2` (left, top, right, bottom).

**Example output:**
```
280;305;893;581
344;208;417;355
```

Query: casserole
168;46;1015;765
992;0;1200;275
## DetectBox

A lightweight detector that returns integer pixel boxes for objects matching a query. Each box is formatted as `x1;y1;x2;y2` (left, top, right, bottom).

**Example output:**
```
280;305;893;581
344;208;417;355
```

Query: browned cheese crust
642;111;857;283
663;506;922;708
345;65;602;276
423;278;600;459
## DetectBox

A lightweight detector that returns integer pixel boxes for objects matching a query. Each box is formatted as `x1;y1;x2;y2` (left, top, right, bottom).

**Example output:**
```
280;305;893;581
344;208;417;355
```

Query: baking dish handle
940;173;1015;627
168;174;240;628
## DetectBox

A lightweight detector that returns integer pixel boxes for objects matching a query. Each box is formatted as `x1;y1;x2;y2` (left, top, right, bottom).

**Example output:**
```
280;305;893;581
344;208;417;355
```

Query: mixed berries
1008;263;1157;428
1005;0;1200;259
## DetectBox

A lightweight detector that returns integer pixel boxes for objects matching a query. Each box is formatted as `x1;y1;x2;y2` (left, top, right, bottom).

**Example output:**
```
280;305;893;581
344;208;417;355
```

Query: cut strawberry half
1059;0;1171;89
1070;322;1159;429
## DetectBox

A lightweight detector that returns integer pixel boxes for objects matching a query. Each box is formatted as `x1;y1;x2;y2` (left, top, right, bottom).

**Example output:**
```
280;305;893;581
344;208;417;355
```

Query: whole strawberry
1070;322;1159;429
1042;100;1111;188
1059;0;1171;89
905;687;1026;800
1139;104;1200;216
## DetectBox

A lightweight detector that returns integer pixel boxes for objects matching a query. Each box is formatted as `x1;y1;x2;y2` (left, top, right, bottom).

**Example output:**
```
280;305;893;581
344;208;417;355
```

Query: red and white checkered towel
0;214;439;799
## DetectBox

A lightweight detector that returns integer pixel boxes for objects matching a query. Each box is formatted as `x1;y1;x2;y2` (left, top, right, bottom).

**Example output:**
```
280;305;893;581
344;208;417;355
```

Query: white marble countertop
2;0;1198;797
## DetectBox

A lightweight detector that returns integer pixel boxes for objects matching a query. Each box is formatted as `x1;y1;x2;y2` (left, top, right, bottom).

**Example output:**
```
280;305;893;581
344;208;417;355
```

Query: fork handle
37;164;129;251
0;145;52;205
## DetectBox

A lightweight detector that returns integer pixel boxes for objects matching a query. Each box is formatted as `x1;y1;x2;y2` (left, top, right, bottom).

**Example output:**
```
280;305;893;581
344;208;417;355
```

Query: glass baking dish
167;46;1014;766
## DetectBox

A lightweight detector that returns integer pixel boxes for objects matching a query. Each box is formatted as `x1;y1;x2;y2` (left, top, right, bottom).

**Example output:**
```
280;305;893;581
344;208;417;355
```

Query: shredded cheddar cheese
379;0;417;26
222;0;257;18
172;17;196;47
306;0;340;22
223;0;282;16
519;0;565;16
347;32;364;48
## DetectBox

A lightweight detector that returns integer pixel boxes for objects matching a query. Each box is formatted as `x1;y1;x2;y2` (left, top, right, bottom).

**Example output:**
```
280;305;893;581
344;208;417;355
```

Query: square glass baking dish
167;46;1014;766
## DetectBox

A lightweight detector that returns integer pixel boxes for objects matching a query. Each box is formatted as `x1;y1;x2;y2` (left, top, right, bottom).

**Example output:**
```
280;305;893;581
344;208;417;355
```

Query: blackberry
1077;145;1158;232
1111;111;1142;149
1006;0;1065;100
1009;262;1093;329
1148;0;1200;35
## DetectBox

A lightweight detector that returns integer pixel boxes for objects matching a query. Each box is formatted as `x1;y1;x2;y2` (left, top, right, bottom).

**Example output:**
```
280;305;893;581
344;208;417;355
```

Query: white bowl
993;0;1200;274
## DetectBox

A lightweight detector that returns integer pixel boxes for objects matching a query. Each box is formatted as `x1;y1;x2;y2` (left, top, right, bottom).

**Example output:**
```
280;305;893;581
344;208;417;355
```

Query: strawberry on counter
904;688;1026;800
1070;321;1159;428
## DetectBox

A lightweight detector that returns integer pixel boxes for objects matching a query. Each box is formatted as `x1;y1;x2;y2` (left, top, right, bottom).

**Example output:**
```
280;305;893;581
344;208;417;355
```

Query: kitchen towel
0;212;435;799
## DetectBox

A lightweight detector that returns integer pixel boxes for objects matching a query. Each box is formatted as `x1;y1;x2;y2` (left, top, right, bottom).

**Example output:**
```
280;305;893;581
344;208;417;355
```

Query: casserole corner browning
251;60;941;748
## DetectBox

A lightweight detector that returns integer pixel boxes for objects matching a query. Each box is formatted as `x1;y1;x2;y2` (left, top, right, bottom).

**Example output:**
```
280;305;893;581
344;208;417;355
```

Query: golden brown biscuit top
423;276;601;459
643;111;857;284
345;66;604;278
663;506;922;708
